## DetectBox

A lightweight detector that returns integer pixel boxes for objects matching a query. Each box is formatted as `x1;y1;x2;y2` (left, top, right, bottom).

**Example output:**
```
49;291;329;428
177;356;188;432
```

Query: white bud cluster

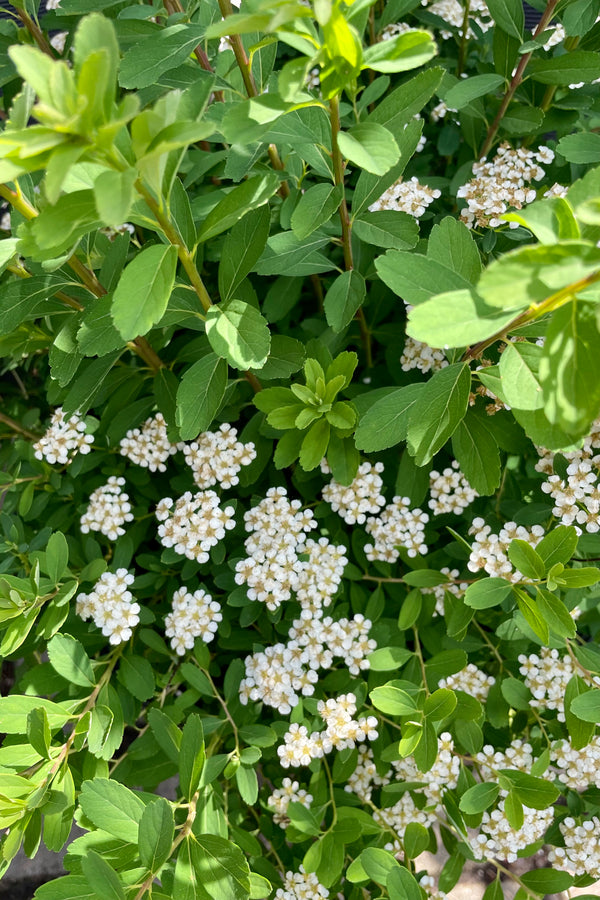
401;335;448;373
322;462;386;525
423;568;468;616
368;176;441;217
119;413;180;472
457;144;554;229
541;457;600;535
421;0;492;38
429;461;478;515
33;407;93;465
476;740;534;782
165;587;222;656
431;100;458;122
80;476;134;540
551;738;600;790
475;801;554;863
267;778;313;828
277;694;378;768
438;663;495;702
365;496;429;561
240;614;375;714
275;868;329;900
549;817;600;879
182;424;256;489
518;648;576;722
156;491;235;563
76;569;140;645
467;517;544;581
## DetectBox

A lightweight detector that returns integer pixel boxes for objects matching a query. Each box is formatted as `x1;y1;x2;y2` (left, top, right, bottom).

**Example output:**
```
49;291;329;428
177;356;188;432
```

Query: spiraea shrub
3;0;600;897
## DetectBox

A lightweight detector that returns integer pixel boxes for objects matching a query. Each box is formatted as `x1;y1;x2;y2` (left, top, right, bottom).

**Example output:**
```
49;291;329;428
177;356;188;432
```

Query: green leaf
451;411;501;495
353;211;419;250
299;418;330;471
0;274;70;333
367;647;414;671
504;791;523;830
352;118;423;216
564;675;596;749
403;822;430;860
324;269;366;332
79;779;145;842
362;29;437;73
528;50;600;84
424;688;457;721
497;770;559;808
62;351;123;418
236;764;259;804
427;216;482;283
464;577;513;609
255;231;333;276
486;0;524;38
557;132;600;164
119;24;206;89
252;335;305;380
47;633;95;687
176;354;228;440
180;715;205;801
507;539;545;579
459;782;500;814
376;250;472;306
359;847;400;884
111;244;178;341
502;197;580;243
93;169;136;231
19;191;101;260
139;797;175;873
387;864;423;900
535;525;578;570
45;532;69;583
77;296;124;358
249;874;272;899
205;299;270;370
355;384;425;451
0;696;74;733
27;707;51;760
219;207;271;302
444;74;505;109
197;174;280;243
499;341;543;411
190;835;251;900
81;851;125;900
406;288;515;349
560;567;600;587
514;588;549;643
116;655;155;702
369;685;418;716
520;870;573;894
33;875;96;899
407;363;471;466
291;183;343;240
338;123;400;176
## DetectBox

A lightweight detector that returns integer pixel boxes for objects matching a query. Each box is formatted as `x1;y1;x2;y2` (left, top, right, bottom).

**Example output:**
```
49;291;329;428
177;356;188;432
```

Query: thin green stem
0;412;38;440
456;0;471;76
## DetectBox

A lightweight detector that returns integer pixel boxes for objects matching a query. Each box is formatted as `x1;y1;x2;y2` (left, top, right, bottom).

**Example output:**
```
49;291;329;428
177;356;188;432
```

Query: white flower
369;176;441;217
76;568;140;645
80;476;134;540
156;491;235;563
120;413;181;472
33;407;93;465
165;587;222;655
429;461;478;515
182;423;256;489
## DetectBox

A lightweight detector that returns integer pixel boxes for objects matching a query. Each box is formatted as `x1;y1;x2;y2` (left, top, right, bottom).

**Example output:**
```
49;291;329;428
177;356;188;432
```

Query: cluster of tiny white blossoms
119;413;180;473
428;461;478;515
438;663;495;702
365;495;429;561
345;744;392;801
80;476;134;541
419;874;447;900
424;568;468;616
275;868;329;900
164;587;222;656
431;100;457;122
33;407;93;465
422;0;492;39
537;426;600;533
475;739;534;782
267;778;313;828
277;694;378;768
76;569;140;645
156;490;235;563
182;424;256;489
457;144;554;229
322;461;386;524
401;334;448;373
379;794;437;850
549;817;600;878
475;801;554;863
551;738;600;790
518;648;575;722
368;176;441;217
239;614;375;713
467;518;544;581
543;182;568;199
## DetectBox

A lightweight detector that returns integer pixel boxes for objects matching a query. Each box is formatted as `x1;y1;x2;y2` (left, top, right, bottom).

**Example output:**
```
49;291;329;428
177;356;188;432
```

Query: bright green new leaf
502;197;580;243
406;288;516;348
499;341;543;411
338;124;400;176
299;418;330;471
376;250;473;306
369;685;418;716
111;244;178;341
93;169;136;231
363;29;437;73
205;299;271;370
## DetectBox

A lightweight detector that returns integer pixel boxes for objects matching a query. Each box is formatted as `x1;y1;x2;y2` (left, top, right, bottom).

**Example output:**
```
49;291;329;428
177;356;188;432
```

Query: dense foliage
2;0;600;898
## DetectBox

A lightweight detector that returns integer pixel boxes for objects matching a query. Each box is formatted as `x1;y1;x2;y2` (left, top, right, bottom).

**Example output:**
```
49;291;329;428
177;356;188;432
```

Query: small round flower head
76;568;140;645
551;737;600;791
182;424;256;489
431;100;457;122
345;744;392;801
33;407;93;465
475;800;554;863
429;461;478;515
322;461;386;525
119;413;181;472
376;792;436;842
467;517;544;581
80;476;134;541
401;335;448;374
365;496;429;561
156;490;235;563
476;739;534;782
516;647;598;722
165;587;222;655
267;778;313;828
421;0;492;38
549;816;600;879
369;176;441;217
438;663;495;702
275;868;329;900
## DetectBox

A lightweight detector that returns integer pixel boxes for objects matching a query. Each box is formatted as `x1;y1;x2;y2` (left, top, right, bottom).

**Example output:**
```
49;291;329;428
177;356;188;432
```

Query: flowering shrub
2;0;600;899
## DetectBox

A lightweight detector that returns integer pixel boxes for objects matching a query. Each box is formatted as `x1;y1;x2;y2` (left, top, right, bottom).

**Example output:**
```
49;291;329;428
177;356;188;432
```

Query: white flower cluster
543;182;568;199
156;490;235;563
33;407;93;465
424;568;468;616
476;739;534;782
368;176;441;217
182;424;256;489
381;21;413;39
438;663;495;702
549;817;600;879
467;518;544;581
422;0;492;38
429;461;478;515
277;694;378;768
401;334;448;373
518;648;576;722
165;587;222;656
275;868;329;900
379;793;437;848
419;874;447;900
365;495;429;561
322;461;386;524
539;432;600;533
76;569;140;645
267;778;313;828
239;614;375;713
552;738;600;790
119;413;180;473
457;144;554;229
346;744;392;801
80;476;134;540
475;801;554;863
